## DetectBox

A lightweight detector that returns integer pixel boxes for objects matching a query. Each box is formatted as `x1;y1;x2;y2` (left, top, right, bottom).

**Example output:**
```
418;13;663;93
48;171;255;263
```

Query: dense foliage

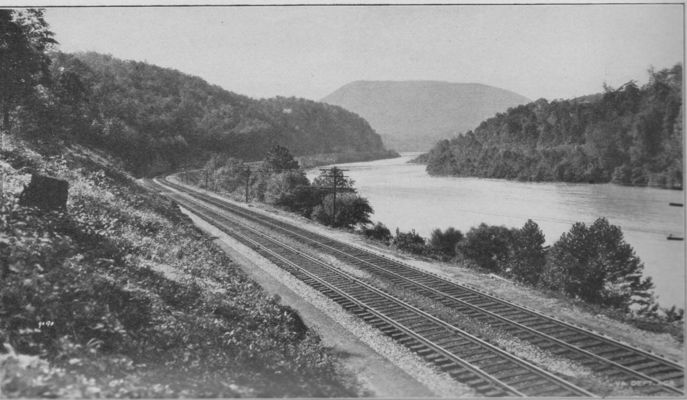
0;139;357;397
424;65;683;188
43;52;391;176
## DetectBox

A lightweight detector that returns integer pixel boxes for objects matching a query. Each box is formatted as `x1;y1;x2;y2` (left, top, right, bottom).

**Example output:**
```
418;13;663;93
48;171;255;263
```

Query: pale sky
41;4;683;101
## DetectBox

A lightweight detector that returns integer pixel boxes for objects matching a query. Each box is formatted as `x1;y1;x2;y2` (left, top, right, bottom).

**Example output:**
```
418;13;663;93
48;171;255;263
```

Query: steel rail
156;181;595;397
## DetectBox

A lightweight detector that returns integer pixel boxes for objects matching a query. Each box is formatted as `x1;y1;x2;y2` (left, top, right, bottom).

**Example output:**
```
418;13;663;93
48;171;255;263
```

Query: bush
264;170;310;207
392;229;428;256
311;193;372;228
362;222;392;244
457;223;516;273
543;217;654;310
428;227;463;258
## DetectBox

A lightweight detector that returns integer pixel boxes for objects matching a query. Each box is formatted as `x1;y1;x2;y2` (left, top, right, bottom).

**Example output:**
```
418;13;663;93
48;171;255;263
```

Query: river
307;153;685;308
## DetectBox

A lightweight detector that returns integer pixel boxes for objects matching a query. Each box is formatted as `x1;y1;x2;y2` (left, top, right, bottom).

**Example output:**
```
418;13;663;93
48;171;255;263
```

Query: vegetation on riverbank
180;145;374;229
359;219;683;340
422;65;683;189
0;137;360;397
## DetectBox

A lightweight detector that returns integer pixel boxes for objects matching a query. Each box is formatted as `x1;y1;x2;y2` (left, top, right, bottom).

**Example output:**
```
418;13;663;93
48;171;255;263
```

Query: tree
0;9;56;132
510;219;546;285
545;218;653;309
263;144;300;173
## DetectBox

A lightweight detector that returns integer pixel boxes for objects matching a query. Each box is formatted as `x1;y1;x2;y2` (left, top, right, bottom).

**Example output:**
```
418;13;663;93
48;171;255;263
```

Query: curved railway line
153;180;593;397
151;177;683;396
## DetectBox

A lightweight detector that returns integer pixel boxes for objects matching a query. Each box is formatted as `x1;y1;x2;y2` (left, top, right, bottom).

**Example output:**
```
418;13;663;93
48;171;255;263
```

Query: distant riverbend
307;153;685;308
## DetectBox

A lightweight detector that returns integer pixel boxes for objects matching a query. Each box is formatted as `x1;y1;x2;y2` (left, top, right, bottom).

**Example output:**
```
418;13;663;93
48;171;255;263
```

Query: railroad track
154;181;594;397
153;178;684;396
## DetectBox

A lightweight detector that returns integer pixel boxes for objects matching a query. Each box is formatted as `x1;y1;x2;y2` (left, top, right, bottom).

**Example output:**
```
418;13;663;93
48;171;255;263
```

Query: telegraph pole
243;166;251;203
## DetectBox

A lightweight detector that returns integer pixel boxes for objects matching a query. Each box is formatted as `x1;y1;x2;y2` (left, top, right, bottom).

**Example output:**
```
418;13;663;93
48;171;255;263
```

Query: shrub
428;227;463;258
392;229;428;256
311;193;372;228
457;223;516;273
362;222;392;244
264;170;310;207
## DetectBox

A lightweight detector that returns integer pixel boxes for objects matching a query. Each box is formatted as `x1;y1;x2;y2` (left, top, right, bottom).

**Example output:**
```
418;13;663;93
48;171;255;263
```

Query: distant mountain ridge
322;80;530;151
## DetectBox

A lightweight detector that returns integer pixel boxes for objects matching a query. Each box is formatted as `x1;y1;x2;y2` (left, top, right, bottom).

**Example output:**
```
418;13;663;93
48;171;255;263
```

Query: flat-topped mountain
322;80;530;151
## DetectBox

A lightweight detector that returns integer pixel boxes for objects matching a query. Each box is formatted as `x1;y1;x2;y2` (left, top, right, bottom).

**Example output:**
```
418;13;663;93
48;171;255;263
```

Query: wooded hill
422;65;683;188
41;52;393;176
322;80;530;151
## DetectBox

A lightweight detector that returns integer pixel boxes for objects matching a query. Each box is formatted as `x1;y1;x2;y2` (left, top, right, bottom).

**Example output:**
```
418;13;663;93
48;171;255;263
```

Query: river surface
307;153;685;308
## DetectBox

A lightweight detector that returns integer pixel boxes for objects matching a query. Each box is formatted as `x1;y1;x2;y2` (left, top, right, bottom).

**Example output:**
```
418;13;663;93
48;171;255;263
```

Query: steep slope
322;81;530;151
48;52;392;176
0;136;359;397
422;64;683;188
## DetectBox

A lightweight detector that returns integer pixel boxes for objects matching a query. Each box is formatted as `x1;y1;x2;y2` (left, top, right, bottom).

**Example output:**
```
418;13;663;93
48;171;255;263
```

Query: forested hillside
21;51;393;176
423;65;683;188
322;80;530;151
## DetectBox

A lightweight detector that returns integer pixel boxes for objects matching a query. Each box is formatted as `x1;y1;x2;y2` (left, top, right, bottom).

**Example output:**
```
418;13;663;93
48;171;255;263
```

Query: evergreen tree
510;219;546;285
545;217;653;309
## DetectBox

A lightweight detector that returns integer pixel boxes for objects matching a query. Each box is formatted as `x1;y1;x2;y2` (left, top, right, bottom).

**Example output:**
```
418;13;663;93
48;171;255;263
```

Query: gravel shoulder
168;176;684;363
175;201;476;398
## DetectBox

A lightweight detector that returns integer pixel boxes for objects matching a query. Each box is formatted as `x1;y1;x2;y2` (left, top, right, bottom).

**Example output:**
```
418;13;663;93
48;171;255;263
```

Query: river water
307;153;685;308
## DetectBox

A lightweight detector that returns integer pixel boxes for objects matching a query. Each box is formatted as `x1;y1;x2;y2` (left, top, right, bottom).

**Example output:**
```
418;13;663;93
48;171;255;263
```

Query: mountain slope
48;52;393;176
322;81;530;151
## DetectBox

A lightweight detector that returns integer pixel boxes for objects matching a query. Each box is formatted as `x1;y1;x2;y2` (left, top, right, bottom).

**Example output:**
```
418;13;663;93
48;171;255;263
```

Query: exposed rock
18;174;68;211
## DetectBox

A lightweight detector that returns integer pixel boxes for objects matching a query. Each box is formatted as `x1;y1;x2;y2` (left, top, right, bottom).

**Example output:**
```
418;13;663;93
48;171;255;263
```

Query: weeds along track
151;179;594;397
154;178;683;396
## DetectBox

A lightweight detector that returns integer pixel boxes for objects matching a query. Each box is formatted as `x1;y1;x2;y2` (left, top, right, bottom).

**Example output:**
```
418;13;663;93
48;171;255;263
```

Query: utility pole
243;166;251;203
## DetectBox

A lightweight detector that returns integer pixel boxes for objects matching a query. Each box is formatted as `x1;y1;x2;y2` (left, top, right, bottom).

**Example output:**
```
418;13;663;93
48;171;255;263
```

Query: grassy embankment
0;137;359;398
